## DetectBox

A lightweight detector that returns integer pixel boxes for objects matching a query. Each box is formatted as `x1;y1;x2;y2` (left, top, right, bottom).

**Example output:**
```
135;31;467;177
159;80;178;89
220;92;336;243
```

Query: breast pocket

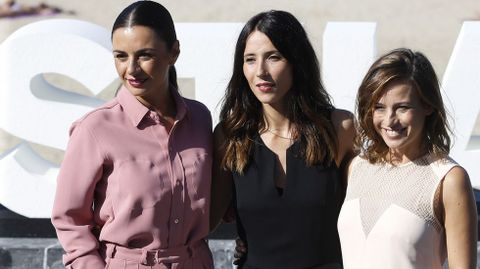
113;159;168;211
182;152;212;200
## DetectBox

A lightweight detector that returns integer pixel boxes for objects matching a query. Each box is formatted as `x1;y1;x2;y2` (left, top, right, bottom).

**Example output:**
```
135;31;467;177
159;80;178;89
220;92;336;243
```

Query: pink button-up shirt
51;88;213;268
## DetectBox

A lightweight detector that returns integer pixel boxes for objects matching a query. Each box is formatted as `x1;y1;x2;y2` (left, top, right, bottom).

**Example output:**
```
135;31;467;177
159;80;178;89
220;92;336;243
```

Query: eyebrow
243;50;280;57
375;101;412;106
112;48;156;54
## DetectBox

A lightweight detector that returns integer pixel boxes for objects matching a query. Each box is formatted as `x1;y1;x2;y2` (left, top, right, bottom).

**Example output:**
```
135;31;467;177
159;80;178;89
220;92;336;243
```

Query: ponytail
169;65;178;90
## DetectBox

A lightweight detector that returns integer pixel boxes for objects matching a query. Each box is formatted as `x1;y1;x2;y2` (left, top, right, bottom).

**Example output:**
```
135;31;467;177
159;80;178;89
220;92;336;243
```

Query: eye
113;52;127;61
373;104;385;111
244;56;255;64
267;54;282;61
396;105;410;112
138;53;154;60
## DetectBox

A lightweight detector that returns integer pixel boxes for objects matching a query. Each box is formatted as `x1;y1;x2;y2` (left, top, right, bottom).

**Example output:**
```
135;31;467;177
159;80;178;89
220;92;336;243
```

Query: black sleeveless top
233;136;343;269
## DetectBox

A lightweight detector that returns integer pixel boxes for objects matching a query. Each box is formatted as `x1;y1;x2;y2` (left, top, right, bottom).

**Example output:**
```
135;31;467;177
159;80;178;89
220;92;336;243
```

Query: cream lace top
338;154;457;269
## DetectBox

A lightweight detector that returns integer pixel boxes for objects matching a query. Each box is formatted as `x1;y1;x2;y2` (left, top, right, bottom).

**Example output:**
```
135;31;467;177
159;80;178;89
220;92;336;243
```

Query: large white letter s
0;19;117;217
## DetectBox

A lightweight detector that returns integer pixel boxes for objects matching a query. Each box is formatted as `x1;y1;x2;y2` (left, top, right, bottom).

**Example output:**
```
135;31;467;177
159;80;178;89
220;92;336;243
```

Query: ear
169;40;180;65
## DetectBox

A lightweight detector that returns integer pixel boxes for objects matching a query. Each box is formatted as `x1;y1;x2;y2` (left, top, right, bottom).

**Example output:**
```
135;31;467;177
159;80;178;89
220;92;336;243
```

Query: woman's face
112;26;178;106
372;81;432;159
242;30;293;110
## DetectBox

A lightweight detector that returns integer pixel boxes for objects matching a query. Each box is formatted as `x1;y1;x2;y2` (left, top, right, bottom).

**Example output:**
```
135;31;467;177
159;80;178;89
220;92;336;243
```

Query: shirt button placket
170;178;184;244
169;142;185;245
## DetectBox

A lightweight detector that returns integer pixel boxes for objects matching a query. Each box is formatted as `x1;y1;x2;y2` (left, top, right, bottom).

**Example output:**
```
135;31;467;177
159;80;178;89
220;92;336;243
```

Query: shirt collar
117;86;188;127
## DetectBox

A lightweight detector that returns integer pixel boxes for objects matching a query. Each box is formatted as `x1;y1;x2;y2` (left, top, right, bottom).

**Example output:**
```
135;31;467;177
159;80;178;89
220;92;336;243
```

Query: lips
127;78;148;88
256;82;275;93
383;127;406;138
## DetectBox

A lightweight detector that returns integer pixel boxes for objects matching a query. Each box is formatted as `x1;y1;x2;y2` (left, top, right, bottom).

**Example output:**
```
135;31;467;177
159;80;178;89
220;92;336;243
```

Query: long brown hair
220;10;338;174
356;48;451;163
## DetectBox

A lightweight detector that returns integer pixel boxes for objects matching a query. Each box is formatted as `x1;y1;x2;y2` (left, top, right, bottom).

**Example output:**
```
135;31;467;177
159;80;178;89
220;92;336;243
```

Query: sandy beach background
1;0;479;164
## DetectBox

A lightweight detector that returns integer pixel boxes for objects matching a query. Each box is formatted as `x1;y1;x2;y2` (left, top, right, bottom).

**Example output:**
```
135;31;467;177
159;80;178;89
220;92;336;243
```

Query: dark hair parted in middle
111;0;178;89
356;48;451;163
220;10;338;173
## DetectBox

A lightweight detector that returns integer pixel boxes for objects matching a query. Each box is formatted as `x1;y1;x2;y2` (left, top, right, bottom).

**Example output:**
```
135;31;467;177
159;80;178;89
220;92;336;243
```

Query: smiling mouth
127;78;148;88
383;128;406;137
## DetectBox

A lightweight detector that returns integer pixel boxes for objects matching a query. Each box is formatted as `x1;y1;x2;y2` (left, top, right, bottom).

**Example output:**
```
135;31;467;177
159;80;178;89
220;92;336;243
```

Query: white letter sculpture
442;22;480;185
0;19;116;218
0;19;478;219
0;19;242;218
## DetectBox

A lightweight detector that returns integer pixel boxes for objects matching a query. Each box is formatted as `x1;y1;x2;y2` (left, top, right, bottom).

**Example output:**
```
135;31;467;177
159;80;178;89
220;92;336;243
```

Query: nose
126;58;139;75
256;60;268;77
384;108;397;126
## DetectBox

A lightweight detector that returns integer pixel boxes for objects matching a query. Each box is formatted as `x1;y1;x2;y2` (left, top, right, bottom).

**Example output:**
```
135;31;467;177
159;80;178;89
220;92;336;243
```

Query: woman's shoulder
329;108;356;166
440;158;474;218
347;155;369;176
329;109;354;136
330;108;353;121
437;156;470;190
426;155;463;179
183;97;211;116
70;99;120;134
350;155;368;166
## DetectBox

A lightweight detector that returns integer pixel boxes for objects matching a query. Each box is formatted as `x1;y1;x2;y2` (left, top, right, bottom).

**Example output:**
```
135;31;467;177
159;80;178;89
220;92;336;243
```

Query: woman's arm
443;166;477;269
210;123;235;231
51;123;105;269
331;109;356;189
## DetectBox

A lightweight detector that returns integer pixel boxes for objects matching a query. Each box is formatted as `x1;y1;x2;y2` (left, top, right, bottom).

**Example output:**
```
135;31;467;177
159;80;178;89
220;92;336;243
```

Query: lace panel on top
346;155;452;236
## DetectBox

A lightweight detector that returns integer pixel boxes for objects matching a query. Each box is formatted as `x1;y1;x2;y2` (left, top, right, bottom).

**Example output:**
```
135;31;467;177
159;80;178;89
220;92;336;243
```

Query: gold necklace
266;128;294;140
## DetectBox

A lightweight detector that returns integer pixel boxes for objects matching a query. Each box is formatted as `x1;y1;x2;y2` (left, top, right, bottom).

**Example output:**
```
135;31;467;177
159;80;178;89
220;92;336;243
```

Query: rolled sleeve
51;123;105;268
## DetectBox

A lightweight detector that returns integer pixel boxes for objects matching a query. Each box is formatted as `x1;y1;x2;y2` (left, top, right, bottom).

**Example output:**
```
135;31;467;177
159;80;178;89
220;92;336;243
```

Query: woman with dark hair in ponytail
51;1;214;268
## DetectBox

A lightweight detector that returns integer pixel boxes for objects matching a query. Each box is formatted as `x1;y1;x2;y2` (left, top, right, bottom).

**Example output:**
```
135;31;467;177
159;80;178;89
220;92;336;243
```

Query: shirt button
174;218;180;224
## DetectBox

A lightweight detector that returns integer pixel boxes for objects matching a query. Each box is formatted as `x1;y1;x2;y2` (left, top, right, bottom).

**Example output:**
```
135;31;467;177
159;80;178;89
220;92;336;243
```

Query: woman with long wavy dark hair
211;10;355;269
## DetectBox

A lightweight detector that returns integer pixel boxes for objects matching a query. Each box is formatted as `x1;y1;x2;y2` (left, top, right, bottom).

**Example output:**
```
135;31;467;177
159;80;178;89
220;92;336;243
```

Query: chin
126;86;147;96
382;139;406;151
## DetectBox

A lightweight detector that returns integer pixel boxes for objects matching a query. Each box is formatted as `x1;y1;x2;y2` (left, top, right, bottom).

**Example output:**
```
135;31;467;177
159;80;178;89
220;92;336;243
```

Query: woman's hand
233;237;247;265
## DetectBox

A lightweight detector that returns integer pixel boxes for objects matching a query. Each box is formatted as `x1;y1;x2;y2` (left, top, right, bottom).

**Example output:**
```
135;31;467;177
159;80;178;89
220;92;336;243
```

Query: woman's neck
262;105;292;135
386;147;429;165
140;85;177;118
